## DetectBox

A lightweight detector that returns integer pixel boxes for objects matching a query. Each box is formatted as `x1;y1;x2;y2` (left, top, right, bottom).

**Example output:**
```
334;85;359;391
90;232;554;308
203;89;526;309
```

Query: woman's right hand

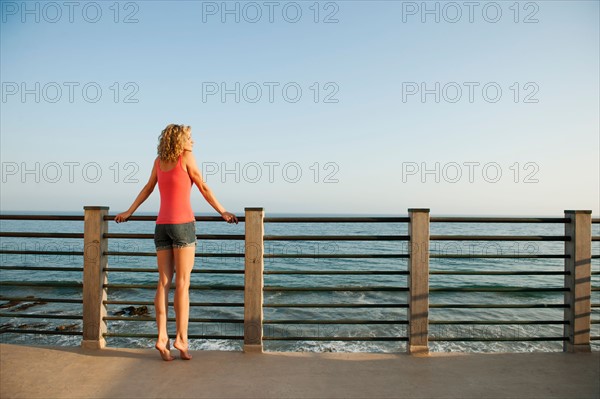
221;211;238;224
114;211;132;223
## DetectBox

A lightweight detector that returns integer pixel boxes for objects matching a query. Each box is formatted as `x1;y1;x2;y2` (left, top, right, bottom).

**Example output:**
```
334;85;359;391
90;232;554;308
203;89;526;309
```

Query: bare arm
114;160;158;223
183;151;238;224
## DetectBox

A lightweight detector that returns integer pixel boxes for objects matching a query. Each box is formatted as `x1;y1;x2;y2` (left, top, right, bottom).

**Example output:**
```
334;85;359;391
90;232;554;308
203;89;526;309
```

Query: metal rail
103;333;243;339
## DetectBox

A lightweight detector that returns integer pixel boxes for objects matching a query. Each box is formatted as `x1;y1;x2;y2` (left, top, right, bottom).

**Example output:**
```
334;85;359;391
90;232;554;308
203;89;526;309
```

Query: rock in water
0;300;22;309
114;305;149;316
55;324;79;331
132;305;149;316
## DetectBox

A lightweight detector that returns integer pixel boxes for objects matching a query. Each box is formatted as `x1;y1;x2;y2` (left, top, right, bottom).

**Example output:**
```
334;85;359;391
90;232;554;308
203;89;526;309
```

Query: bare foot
173;339;192;360
155;339;175;361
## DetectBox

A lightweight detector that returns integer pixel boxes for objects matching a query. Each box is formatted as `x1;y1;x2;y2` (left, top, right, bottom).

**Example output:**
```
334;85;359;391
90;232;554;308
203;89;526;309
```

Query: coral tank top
156;155;195;224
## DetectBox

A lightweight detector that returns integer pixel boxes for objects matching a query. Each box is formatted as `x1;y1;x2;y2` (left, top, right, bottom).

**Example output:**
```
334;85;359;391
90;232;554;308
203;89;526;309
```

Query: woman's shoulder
180;150;199;174
181;150;196;163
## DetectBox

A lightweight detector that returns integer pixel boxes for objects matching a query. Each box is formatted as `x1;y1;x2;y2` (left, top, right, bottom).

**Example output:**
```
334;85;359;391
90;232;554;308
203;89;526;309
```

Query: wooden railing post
244;207;264;353
564;210;592;352
82;206;109;349
407;208;430;355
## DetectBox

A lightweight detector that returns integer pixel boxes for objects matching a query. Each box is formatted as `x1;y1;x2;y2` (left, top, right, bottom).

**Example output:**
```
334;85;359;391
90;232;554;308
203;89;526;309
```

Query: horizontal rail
0;214;84;221
104;300;243;307
103;332;244;339
0;214;571;224
0;250;83;256
428;337;566;342
262;319;408;324
102;254;572;260
265;254;410;259
0;281;82;288
429;287;567;292
430;217;568;223
429;271;567;276
103;215;236;222
429;304;568;309
430;254;567;259
0;215;589;224
103;316;242;323
429;320;567;325
264;235;409;241
103;267;244;274
264;270;408;275
0;296;83;304
104;233;244;240
430;235;568;241
104;252;244;257
263;336;408;341
264;286;408;292
262;217;573;223
0;266;83;272
0;329;82;336
4;254;571;261
104;284;244;290
0;232;83;238
0;312;82;320
264;217;409;223
263;303;408;308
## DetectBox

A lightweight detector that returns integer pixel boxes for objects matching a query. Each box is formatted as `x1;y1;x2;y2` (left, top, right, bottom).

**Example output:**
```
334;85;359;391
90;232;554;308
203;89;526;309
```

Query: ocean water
1;213;599;353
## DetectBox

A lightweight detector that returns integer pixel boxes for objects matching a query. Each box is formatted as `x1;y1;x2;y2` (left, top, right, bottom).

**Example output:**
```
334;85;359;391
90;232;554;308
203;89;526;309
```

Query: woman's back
156;155;194;224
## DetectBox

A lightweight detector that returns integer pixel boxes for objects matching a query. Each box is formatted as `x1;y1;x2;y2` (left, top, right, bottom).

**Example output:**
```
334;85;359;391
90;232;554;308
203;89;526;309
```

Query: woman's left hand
114;211;132;223
221;211;238;224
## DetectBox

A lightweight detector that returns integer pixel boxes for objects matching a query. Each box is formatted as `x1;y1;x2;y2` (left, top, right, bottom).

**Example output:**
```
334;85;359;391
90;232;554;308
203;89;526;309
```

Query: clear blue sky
1;0;598;215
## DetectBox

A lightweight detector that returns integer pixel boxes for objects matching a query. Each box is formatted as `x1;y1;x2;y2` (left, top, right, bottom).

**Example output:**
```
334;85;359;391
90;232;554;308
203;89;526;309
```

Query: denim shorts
154;222;197;251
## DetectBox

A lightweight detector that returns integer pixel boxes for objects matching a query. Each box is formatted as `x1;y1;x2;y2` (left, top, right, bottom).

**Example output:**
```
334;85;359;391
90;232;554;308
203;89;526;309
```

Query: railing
259;212;410;352
429;216;570;349
100;209;246;345
0;208;597;354
0;215;85;340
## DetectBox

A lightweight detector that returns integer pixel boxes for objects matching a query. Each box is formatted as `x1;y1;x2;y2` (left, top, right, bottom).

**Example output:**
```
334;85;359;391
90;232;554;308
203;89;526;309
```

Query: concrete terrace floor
1;344;598;399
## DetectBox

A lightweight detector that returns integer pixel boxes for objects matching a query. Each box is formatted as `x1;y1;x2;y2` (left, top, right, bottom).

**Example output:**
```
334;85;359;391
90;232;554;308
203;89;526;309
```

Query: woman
115;124;238;361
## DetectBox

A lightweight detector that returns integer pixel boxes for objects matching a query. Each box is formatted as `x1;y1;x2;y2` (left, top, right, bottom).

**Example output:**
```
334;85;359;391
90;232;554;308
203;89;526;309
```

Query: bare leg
173;245;195;360
155;248;175;361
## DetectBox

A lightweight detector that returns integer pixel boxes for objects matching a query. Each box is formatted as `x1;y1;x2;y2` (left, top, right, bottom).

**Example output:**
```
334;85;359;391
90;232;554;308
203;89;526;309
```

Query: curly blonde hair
157;124;190;162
